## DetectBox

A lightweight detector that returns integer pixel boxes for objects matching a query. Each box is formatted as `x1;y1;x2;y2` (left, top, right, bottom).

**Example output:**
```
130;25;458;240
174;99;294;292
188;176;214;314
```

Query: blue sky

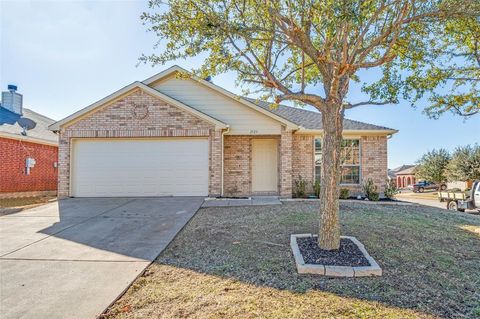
1;0;479;168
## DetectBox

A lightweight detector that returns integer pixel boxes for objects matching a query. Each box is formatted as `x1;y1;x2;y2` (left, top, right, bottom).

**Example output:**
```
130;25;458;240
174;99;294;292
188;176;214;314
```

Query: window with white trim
314;138;361;184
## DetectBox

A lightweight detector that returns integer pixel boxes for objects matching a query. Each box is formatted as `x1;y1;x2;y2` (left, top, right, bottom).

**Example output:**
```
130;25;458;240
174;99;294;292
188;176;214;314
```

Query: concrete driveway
0;197;203;319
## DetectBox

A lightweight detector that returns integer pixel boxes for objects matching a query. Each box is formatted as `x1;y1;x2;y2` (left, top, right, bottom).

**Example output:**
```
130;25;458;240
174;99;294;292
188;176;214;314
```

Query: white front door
251;139;278;193
71;138;209;197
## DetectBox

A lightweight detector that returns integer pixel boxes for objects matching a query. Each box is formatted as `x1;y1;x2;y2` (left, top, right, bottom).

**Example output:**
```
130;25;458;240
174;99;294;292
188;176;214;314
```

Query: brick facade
360;135;388;194
292;134;315;193
223;135;251;196
279;128;293;198
209;131;223;196
223;135;281;197
396;174;416;188
58;89;217;197
0;137;58;193
288;135;388;197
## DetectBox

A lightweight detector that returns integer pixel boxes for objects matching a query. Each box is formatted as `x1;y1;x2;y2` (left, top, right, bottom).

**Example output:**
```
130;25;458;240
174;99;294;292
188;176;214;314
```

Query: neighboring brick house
49;65;397;199
394;165;417;188
0;86;58;197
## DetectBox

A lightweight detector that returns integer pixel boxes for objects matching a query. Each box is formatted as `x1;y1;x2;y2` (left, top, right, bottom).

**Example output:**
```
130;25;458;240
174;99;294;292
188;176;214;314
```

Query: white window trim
313;136;362;186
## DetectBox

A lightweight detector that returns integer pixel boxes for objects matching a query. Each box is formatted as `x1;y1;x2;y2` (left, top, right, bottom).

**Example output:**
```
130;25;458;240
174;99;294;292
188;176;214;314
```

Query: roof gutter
0;132;58;147
296;128;399;136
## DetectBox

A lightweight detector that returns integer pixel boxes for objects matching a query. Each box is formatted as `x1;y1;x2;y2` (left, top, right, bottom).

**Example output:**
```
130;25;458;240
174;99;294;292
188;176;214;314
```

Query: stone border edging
290;234;382;277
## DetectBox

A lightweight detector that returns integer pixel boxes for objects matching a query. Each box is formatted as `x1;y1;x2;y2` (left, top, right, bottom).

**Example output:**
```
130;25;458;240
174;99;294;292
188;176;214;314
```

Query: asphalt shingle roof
245;98;396;131
395;166;416;175
0;107;58;144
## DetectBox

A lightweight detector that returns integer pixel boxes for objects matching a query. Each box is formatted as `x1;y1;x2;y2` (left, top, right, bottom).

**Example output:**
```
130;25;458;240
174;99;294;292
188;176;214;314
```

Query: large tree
445;144;480;182
376;16;480;118
141;0;479;250
408;17;480;118
415;149;450;185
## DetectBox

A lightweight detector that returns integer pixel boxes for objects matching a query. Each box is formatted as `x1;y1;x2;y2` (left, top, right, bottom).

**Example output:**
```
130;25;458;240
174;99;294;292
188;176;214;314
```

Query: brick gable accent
0;137;58;193
65;89;213;135
58;89;218;197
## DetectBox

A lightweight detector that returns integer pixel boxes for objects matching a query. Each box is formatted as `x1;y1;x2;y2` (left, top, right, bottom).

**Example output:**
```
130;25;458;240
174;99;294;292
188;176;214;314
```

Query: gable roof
49;65;397;135
389;164;415;178
246;98;397;134
142;65;299;130
0;107;58;145
395;166;416;175
391;164;415;173
49;81;228;131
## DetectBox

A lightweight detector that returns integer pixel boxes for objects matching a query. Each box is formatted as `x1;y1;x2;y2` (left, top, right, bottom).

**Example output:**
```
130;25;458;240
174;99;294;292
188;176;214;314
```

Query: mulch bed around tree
297;236;370;266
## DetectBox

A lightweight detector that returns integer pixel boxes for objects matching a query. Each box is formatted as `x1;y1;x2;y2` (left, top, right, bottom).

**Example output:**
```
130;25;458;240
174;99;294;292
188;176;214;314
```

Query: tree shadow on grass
144;202;480;319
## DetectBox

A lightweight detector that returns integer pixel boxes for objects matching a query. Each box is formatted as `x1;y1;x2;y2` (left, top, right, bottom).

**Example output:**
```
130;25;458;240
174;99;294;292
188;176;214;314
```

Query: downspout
221;126;230;197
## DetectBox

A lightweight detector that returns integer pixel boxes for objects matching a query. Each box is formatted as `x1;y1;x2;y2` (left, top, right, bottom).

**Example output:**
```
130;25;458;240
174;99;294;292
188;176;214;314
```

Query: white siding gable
151;76;282;135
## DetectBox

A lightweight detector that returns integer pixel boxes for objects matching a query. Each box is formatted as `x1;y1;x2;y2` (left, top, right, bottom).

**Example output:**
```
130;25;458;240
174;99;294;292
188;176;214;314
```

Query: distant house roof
0;107;58;146
395;166;416;175
391;164;415;172
387;169;396;179
245;98;397;133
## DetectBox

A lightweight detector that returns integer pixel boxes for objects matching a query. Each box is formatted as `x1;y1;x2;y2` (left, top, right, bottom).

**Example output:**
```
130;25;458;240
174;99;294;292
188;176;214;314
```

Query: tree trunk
318;104;344;250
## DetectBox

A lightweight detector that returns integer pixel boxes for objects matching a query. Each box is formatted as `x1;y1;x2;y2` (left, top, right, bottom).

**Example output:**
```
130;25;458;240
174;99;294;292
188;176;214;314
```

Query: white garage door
71;138;209;197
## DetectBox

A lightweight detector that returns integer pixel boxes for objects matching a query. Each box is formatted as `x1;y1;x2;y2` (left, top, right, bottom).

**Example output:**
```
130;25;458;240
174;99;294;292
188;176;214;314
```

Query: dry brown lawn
104;201;480;319
0;196;56;215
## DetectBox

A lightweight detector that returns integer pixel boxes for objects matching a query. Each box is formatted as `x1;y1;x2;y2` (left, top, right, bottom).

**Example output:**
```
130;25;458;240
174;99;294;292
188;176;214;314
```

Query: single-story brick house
49;66;397;198
1;86;58;197
394;165;417;188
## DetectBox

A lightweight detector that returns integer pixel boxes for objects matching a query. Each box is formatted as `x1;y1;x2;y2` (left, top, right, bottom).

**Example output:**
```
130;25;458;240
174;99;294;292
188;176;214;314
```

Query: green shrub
363;178;379;201
473;306;480;317
293;176;307;198
369;192;380;201
384;180;399;199
312;180;321;198
339;188;350;199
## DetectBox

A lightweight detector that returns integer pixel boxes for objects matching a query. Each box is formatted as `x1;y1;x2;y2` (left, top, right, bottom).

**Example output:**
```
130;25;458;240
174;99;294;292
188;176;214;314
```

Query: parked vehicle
438;180;480;212
413;181;447;193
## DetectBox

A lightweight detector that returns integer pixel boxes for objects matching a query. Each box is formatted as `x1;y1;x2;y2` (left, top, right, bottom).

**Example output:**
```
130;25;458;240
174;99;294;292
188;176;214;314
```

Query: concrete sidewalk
202;196;281;207
0;197;203;319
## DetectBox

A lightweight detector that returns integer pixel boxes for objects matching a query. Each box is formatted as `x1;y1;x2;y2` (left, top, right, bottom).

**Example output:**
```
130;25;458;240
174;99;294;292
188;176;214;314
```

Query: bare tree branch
346;100;397;109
